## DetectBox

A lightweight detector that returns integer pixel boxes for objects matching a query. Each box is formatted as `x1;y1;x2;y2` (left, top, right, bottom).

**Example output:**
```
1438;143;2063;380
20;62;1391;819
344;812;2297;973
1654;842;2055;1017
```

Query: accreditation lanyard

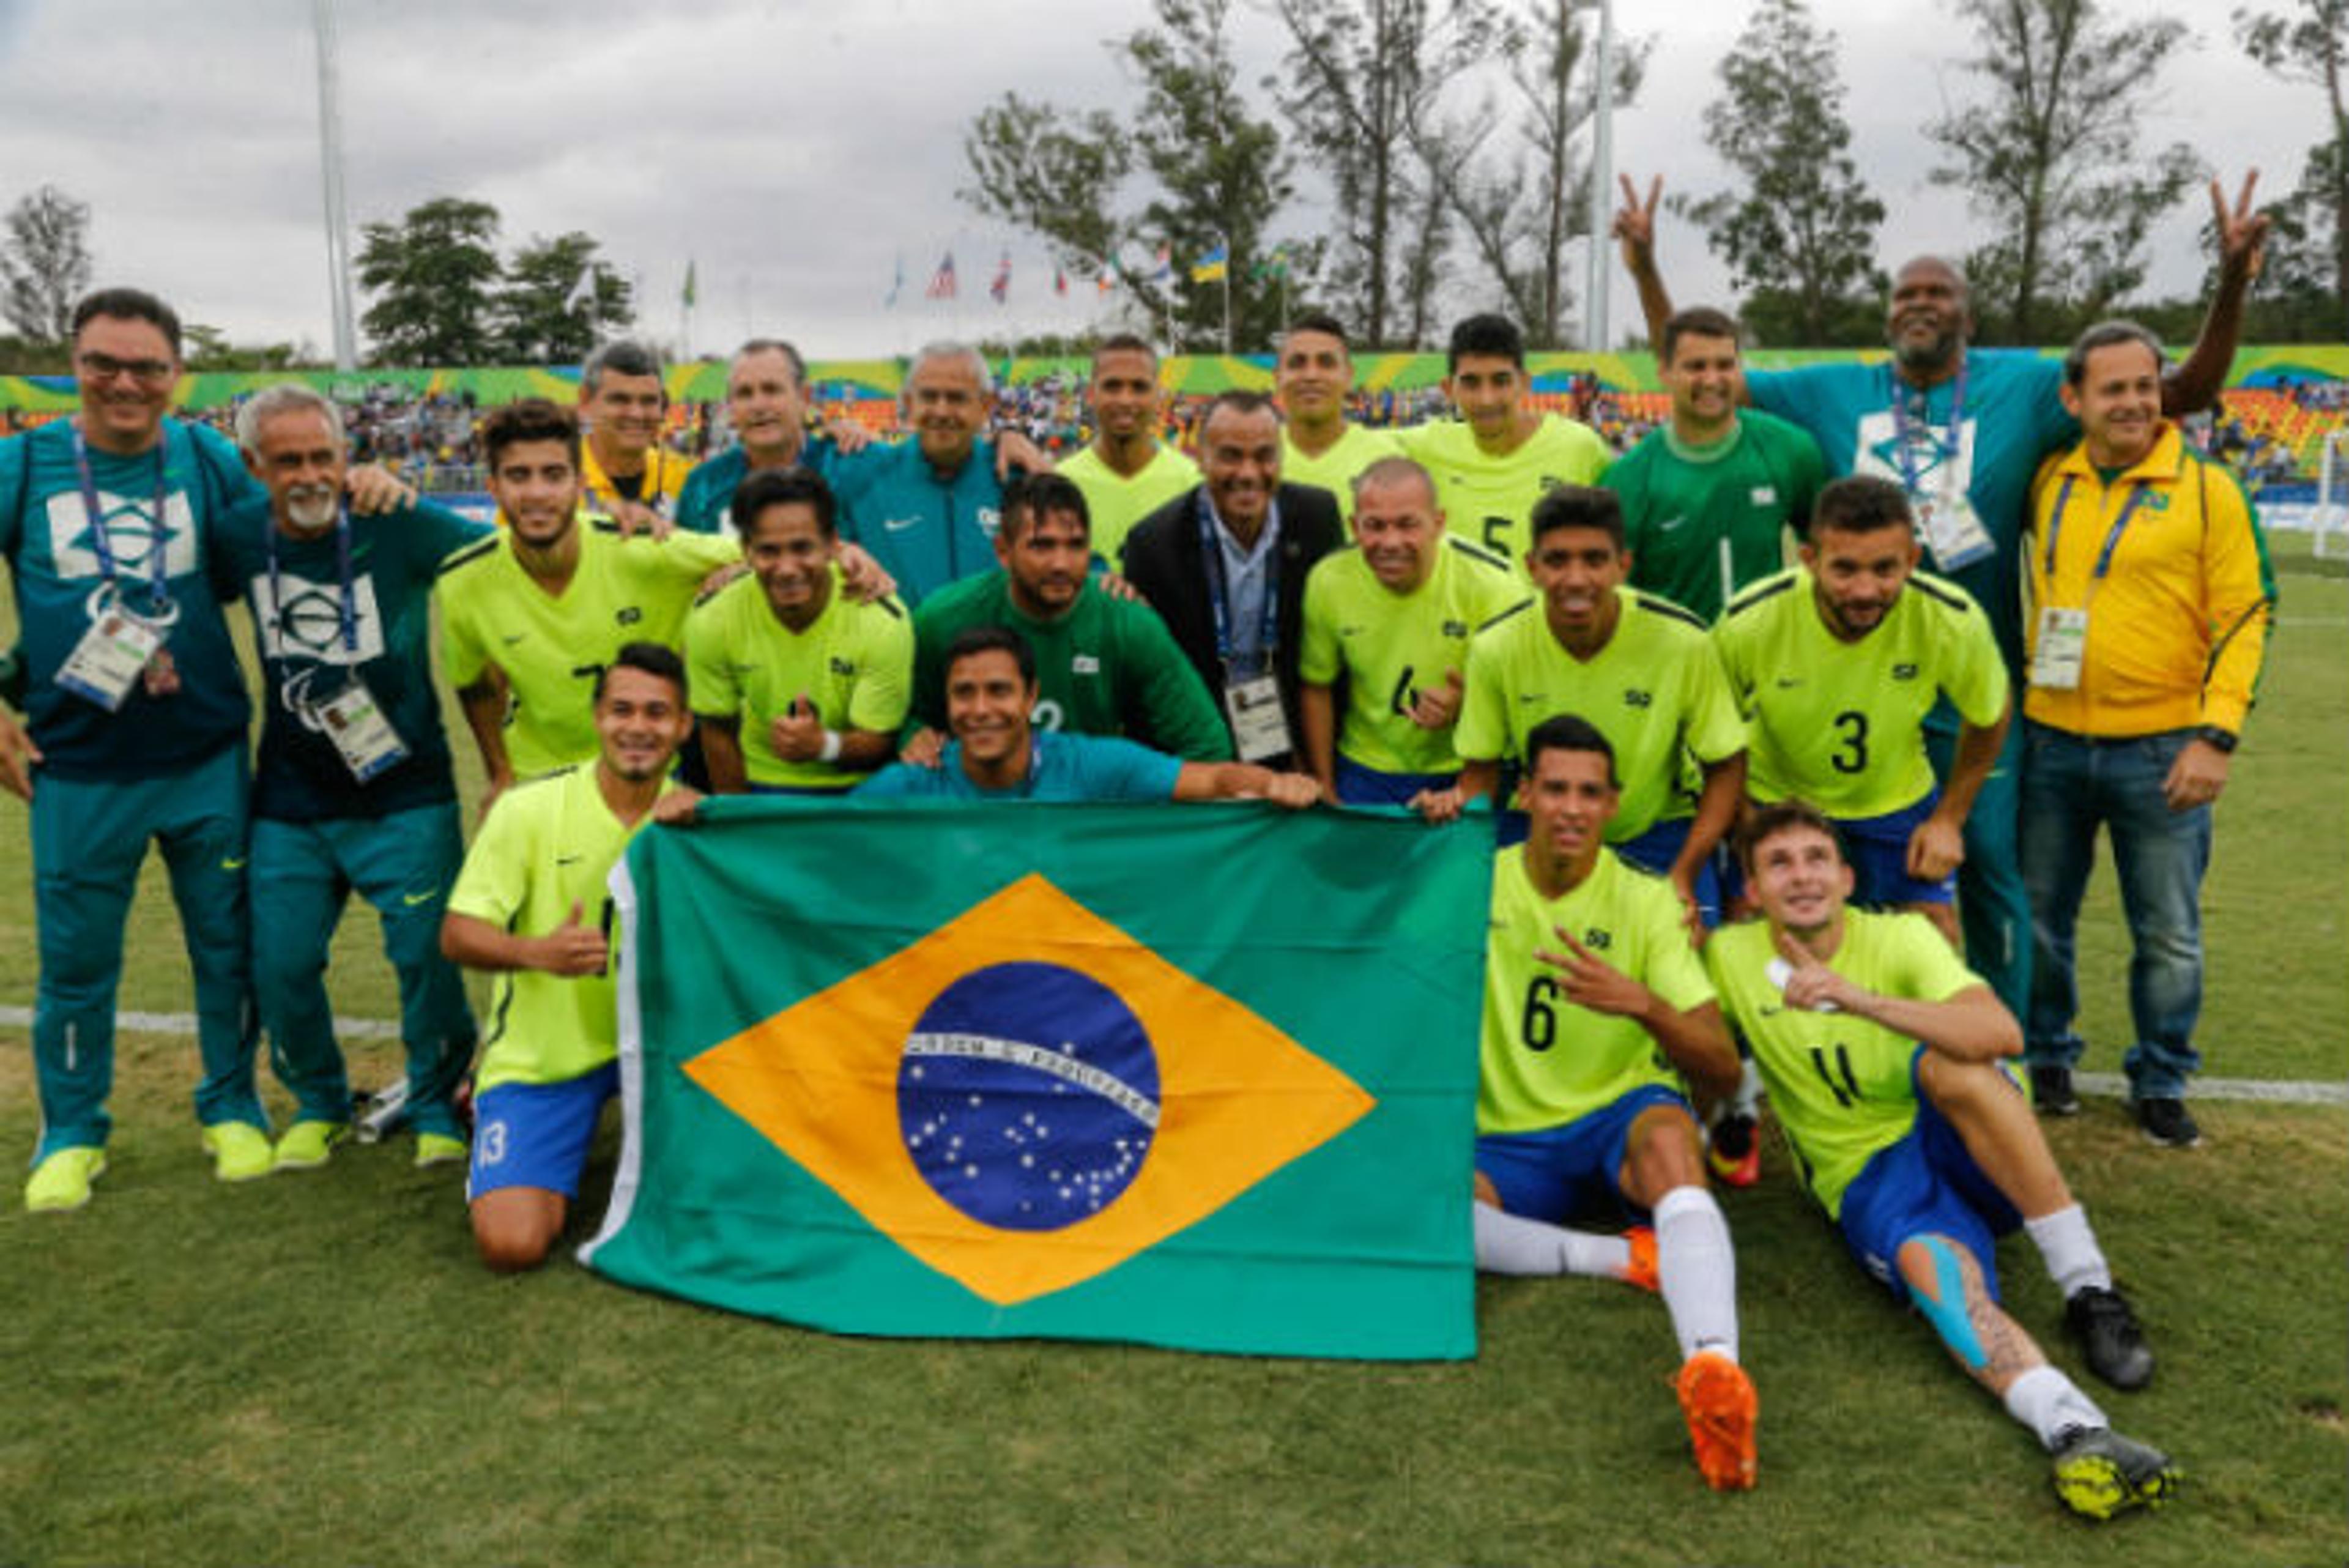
1196;495;1280;672
2041;475;2152;587
1888;360;1968;510
263;502;360;664
70;422;173;615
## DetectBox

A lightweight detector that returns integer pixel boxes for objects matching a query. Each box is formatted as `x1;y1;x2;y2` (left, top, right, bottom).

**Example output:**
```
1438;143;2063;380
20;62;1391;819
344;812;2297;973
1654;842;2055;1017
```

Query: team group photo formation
3;0;2346;1562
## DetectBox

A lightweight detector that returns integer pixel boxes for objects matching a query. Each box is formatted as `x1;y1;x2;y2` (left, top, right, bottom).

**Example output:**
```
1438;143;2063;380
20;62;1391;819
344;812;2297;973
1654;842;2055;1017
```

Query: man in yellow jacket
2020;321;2273;1149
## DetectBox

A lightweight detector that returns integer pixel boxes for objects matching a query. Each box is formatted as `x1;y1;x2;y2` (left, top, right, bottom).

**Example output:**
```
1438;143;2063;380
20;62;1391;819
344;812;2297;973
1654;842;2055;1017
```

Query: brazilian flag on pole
582;800;1488;1360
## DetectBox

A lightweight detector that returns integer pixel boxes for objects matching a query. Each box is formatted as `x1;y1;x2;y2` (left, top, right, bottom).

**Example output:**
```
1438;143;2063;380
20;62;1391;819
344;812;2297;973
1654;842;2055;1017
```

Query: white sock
2003;1364;2109;1451
2024;1204;2112;1297
1731;1058;1764;1119
1654;1185;1739;1362
1472;1201;1631;1279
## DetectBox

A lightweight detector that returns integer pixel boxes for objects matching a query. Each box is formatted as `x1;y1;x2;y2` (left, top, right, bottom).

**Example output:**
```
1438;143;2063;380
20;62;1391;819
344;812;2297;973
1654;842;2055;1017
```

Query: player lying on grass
1707;799;2175;1520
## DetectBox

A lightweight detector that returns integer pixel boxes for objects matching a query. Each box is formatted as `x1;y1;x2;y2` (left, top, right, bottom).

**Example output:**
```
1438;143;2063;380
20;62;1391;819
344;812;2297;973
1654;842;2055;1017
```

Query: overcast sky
0;0;2312;362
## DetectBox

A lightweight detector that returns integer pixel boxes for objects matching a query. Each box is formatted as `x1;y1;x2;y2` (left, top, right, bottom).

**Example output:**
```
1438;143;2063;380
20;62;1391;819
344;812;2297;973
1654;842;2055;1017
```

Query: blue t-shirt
1749;349;2077;668
672;438;837;537
858;729;1182;802
828;438;1006;607
213;495;490;822
0;417;259;781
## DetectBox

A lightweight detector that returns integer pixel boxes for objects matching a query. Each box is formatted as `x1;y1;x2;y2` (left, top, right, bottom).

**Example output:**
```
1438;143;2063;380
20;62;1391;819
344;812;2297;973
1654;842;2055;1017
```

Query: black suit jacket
1121;482;1344;765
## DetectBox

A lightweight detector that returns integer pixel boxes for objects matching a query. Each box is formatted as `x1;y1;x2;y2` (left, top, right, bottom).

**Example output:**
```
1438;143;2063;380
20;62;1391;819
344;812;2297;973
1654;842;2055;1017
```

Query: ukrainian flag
1190;243;1230;283
584;800;1487;1359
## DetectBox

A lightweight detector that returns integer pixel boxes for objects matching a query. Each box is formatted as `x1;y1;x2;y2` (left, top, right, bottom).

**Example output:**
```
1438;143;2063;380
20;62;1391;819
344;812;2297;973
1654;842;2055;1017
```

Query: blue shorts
467;1063;621;1202
1836;1049;2023;1302
1475;1083;1692;1224
1334;754;1454;808
1839;794;1954;907
1616;816;1723;928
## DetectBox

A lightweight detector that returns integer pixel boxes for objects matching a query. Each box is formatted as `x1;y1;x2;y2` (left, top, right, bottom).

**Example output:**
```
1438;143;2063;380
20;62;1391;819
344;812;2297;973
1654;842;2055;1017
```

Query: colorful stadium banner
582;800;1489;1360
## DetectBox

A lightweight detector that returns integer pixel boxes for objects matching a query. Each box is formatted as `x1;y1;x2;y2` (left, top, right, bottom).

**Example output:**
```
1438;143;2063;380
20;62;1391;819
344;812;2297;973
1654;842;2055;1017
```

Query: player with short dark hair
685;469;911;794
1605;307;1828;622
441;641;700;1273
1394;313;1612;567
905;472;1230;764
1057;333;1200;565
1713;475;2009;946
1707;801;2172;1521
1444;486;1747;931
1472;715;1755;1492
1274;310;1401;528
577;338;691;530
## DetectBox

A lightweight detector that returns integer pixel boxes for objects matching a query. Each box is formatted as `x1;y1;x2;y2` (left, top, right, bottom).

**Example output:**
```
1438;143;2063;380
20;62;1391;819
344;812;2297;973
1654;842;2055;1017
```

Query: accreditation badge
1916;491;1994;571
56;604;165;712
310;677;410;782
2030;606;2090;692
1223;674;1290;764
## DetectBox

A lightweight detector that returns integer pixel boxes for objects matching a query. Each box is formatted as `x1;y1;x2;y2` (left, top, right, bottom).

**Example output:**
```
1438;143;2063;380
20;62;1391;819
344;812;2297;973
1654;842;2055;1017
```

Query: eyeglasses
77;352;177;385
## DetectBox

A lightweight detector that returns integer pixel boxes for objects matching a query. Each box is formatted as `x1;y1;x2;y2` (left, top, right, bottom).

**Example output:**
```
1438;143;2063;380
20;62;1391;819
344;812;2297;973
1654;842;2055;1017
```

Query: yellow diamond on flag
686;872;1375;1306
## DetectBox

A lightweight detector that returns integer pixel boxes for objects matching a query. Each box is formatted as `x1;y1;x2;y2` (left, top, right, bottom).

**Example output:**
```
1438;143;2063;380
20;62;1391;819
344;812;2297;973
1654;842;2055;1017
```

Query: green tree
1265;0;1497;347
355;196;503;366
2236;0;2348;338
1680;0;1885;347
1427;0;1647;347
495;232;633;364
181;325;312;371
0;185;94;345
1925;0;2198;344
961;0;1301;351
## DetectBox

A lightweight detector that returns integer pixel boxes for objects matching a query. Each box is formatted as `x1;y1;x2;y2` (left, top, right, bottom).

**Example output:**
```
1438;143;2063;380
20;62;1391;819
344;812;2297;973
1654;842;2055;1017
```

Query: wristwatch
2195;725;2238;754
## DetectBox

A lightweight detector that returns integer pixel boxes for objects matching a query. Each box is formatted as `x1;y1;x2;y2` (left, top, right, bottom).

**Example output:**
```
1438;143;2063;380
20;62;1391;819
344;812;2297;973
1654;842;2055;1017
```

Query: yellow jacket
2024;422;2272;738
580;437;693;516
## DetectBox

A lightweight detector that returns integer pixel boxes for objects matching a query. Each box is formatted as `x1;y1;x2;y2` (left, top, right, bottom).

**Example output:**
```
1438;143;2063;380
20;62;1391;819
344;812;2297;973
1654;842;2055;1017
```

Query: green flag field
0;540;2340;1566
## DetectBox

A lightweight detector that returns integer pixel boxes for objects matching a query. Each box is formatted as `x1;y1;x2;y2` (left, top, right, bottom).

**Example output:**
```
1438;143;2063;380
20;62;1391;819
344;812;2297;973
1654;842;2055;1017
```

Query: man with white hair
829;341;1036;606
217;383;490;1172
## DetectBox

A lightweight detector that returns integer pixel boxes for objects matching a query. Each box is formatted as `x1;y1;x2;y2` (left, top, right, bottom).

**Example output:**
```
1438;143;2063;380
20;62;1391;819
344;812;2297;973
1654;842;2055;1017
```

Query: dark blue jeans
2020;721;2211;1098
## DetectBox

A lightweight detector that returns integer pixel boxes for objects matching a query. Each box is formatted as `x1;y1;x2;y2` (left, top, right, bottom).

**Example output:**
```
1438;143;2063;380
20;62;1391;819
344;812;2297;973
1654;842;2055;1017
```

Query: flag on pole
582;801;1487;1360
1054;267;1069;297
1150;245;1174;285
680;261;697;310
884;254;907;309
1097;259;1118;294
1252;243;1292;282
1190;243;1230;283
990;250;1012;305
562;266;596;316
927;252;957;300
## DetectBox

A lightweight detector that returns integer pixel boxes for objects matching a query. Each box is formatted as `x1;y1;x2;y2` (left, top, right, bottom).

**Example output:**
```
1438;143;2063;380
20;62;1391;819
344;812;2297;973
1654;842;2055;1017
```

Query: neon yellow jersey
436;519;738;778
1282;423;1404;530
580;440;694;518
1713;567;2008;818
1480;847;1715;1134
449;765;653;1091
1705;912;1993;1217
1397;414;1612;566
1300;535;1527;775
1058;444;1201;567
685;574;914;790
1455;586;1745;842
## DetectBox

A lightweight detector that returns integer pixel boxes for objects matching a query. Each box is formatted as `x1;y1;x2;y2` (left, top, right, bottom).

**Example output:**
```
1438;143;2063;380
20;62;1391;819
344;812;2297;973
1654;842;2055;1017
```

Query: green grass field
0;539;2342;1567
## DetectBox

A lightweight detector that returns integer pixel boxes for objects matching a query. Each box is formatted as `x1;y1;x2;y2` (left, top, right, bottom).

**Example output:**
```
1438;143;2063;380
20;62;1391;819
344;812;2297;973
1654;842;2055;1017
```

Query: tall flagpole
1221;231;1233;355
310;0;357;371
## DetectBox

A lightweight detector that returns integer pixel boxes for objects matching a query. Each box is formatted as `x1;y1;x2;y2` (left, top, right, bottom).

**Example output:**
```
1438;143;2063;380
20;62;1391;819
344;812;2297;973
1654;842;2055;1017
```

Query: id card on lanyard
2030;474;2149;693
55;425;174;712
1198;499;1288;762
269;506;411;782
1891;364;1994;571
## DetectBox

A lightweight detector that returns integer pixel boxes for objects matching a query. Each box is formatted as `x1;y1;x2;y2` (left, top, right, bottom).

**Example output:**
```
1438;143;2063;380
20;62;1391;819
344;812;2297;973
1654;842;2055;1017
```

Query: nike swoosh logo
502;633;527;645
220;856;248;871
883;516;921;532
556;855;583;866
401;889;439;907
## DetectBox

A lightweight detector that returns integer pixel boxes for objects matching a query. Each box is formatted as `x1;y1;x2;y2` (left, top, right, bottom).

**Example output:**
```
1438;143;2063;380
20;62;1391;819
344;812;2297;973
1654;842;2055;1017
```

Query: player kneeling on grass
440;643;701;1273
1707;800;2173;1520
1471;714;1756;1493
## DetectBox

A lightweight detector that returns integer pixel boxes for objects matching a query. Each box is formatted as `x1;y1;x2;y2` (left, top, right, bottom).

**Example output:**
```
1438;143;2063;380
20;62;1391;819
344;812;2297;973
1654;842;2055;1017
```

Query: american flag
927;253;957;300
990;251;1011;305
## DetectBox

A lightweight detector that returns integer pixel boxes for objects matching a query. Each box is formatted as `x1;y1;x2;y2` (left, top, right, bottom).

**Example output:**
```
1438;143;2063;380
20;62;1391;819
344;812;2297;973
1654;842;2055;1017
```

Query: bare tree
1;185;94;346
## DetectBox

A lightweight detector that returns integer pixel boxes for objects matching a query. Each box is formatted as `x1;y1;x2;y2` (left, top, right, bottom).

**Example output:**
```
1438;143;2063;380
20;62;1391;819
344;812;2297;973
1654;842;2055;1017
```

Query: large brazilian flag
581;799;1489;1360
